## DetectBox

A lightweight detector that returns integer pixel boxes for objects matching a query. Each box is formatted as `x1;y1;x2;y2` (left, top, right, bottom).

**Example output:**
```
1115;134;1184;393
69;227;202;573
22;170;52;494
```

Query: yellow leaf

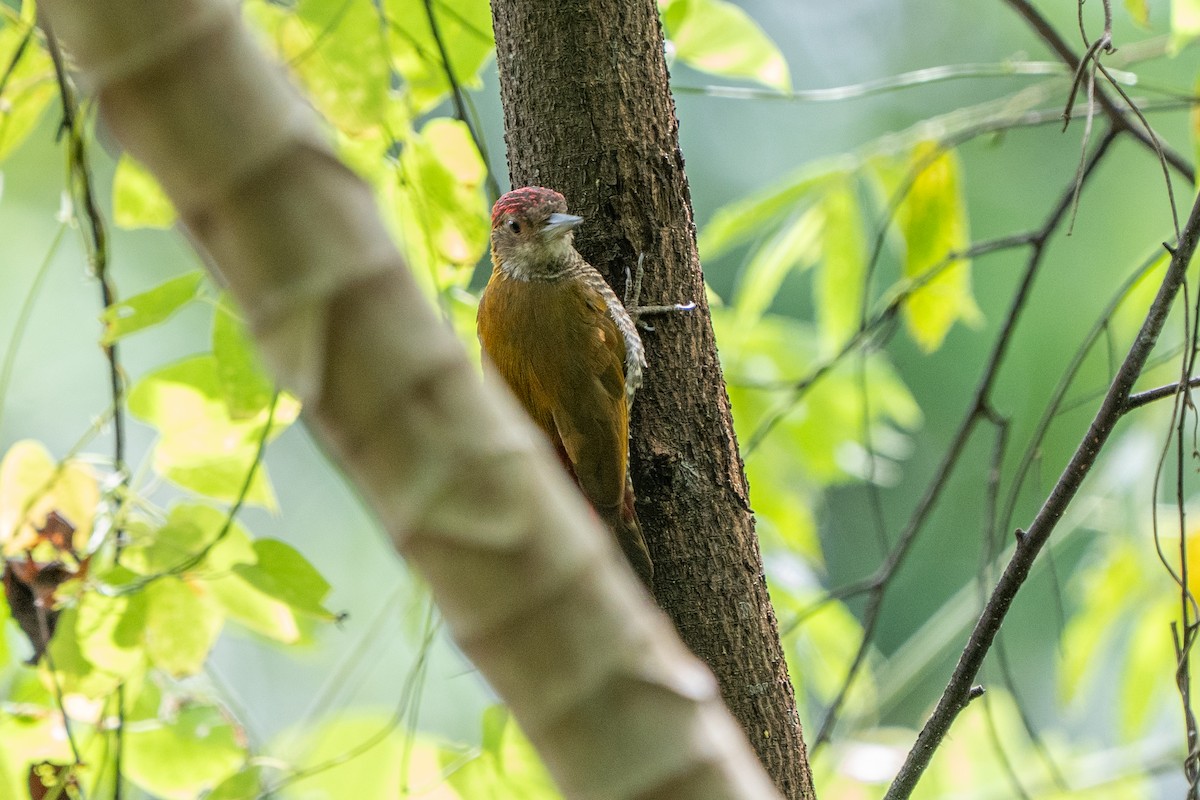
897;143;982;352
663;0;791;93
0;441;97;555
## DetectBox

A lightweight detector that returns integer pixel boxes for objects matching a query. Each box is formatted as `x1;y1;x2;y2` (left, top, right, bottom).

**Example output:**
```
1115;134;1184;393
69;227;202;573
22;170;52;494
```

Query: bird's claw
625;251;696;328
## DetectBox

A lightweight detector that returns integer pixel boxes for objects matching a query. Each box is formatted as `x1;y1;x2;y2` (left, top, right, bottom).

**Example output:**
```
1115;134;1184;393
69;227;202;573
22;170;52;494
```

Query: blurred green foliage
3;0;1200;797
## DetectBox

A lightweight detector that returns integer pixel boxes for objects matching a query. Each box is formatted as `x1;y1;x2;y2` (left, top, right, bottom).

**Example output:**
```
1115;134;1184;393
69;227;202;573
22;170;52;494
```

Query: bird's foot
625;252;696;332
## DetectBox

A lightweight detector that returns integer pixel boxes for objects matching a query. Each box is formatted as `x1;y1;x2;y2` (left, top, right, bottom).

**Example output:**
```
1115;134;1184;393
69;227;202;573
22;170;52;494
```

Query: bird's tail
604;479;653;589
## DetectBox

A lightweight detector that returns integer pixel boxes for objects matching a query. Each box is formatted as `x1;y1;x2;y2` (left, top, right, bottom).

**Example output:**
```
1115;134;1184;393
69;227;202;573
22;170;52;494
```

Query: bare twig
884;169;1200;800
1098;61;1182;239
1004;0;1195;183
1173;620;1200;796
1124;377;1200;412
744;232;1038;451
741;79;1198;449
812;129;1120;751
998;248;1167;537
673;60;1136;102
107;391;280;596
419;0;500;203
42;16;123;797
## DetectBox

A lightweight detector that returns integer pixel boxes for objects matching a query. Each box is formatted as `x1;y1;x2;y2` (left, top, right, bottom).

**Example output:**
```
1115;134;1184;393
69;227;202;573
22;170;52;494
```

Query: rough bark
34;1;783;798
490;1;814;797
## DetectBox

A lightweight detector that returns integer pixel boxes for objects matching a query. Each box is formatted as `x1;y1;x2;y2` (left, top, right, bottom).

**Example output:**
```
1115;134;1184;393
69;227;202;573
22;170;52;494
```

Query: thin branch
42;15;123;799
419;0;500;203
884;168;1200;800
739;88;1197;443
1168;150;1200;793
743;231;1038;450
1124;377;1200;412
1064;48;1099;234
812;128;1120;750
42;22;124;537
992;634;1070;790
1174;619;1200;796
1061;0;1181;237
1099;60;1181;238
1003;0;1195;183
998;247;1167;538
974;409;1068;791
37;608;88;800
1061;37;1109;130
1147;294;1197;631
110;391;281;594
264;599;441;795
673;60;1138;103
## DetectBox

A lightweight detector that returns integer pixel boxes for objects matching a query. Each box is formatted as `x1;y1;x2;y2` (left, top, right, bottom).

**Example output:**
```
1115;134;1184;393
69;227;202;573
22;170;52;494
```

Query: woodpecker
477;187;653;586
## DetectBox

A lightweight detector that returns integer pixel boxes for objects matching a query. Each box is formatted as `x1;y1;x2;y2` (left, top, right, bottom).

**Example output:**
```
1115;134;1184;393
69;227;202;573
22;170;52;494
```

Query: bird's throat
492;240;583;283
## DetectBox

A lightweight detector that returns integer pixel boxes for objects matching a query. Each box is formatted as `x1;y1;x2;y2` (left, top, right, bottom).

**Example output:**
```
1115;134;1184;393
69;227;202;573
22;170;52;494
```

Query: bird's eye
506;219;521;233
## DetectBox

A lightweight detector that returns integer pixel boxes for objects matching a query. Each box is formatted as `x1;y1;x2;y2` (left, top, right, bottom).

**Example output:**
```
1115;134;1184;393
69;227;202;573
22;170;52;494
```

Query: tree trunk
490;2;814;797
35;1;785;798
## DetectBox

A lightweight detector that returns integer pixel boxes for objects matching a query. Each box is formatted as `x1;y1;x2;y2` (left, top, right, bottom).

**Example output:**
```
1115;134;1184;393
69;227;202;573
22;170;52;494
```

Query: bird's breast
478;272;626;424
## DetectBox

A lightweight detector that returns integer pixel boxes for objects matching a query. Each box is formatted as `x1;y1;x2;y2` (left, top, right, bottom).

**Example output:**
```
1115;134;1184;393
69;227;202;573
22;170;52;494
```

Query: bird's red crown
491;186;568;228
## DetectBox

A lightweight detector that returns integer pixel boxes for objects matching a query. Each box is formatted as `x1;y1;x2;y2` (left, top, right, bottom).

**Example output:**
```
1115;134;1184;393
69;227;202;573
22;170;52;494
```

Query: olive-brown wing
549;283;629;516
477;271;560;438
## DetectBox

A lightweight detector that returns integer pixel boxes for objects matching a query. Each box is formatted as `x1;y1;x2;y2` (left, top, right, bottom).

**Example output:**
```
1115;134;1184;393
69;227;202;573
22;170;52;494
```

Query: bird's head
489;186;583;281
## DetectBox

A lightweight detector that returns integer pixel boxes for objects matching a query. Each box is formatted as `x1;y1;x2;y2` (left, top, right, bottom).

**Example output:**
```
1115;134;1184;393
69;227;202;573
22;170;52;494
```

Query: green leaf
127;356;300;506
112;154;177;229
206;766;263;800
44;608;122;699
99;271;204;345
0;23;55;163
815;179;867;353
892;143;981;352
247;0;494;294
1119;596;1173;738
443;706;560;799
0;705;74;800
212;295;277;419
1059;539;1142;703
293;0;392;133
699;162;848;260
205;571;306;643
385;0;496;114
1124;0;1150;27
392;118;490;293
272;713;409;799
733;204;822;326
121;502;257;577
1172;0;1200;50
662;0;791;92
142;576;224;676
231;539;335;620
71;578;148;680
0;439;98;554
124;702;245;800
480;704;508;757
120;504;314;643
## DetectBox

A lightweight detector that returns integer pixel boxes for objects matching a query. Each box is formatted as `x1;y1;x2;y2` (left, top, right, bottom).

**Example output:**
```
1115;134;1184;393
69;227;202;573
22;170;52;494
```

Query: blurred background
4;0;1200;796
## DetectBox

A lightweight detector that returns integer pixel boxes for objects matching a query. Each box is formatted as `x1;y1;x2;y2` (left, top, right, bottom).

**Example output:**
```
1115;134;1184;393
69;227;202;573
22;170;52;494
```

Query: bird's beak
542;213;584;239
